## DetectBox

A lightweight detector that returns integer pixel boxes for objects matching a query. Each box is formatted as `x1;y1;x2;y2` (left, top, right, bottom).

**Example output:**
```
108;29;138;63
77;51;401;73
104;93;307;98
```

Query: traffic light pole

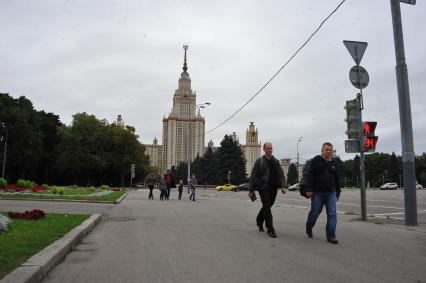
390;0;417;225
357;93;367;221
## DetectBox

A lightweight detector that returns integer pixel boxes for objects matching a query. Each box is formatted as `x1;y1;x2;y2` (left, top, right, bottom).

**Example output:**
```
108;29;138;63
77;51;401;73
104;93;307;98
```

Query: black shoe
327;238;339;244
306;226;313;238
267;230;277;238
257;225;264;232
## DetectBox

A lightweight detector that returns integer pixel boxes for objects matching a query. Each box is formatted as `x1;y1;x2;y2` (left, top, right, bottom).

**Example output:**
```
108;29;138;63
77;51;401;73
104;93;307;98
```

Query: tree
388;152;400;184
215;135;247;185
287;163;298;185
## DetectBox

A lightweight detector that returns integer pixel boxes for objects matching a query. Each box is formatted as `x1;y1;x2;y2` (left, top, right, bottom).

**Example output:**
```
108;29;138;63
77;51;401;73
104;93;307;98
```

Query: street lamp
0;123;8;179
296;137;303;183
187;102;210;187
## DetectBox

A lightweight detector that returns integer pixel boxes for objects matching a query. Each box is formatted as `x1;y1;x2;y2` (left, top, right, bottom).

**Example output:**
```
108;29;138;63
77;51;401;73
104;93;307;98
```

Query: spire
183;44;188;73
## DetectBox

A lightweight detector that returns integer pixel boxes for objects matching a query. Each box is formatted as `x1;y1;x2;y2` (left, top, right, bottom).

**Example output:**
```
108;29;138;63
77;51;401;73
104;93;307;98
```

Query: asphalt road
3;188;418;283
2;189;425;282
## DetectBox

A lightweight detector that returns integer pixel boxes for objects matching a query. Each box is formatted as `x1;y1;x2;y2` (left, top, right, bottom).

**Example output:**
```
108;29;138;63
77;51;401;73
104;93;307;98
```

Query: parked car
380;182;398;190
288;183;300;191
216;184;237;191
235;183;249;191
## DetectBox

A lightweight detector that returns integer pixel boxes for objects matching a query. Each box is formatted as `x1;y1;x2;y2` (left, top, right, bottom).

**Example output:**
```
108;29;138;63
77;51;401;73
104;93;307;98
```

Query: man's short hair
322;142;333;149
263;142;272;149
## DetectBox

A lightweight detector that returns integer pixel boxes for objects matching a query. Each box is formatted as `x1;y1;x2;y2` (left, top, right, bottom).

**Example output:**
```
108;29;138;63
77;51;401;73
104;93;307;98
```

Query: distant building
144;137;161;167
115;115;125;128
144;45;205;171
241;122;261;176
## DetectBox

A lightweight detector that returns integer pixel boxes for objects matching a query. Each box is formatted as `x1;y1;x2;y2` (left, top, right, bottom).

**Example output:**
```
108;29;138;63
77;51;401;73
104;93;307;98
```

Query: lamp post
296;137;303;183
187;102;210;187
0;123;7;179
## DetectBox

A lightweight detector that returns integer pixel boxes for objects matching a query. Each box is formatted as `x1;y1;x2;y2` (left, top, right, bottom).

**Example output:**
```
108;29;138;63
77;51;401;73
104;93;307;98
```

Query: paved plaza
2;189;426;282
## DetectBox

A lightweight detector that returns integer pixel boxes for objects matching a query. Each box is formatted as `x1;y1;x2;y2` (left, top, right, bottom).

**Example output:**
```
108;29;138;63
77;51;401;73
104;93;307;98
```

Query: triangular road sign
343;40;368;65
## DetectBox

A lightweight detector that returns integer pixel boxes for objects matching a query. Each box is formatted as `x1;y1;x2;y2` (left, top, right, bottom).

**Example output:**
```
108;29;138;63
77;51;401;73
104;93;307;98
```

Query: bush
100;185;109;190
88;186;96;192
8;209;45;220
51;186;58;194
0;178;7;187
16;179;26;187
58;188;64;195
69;185;79;189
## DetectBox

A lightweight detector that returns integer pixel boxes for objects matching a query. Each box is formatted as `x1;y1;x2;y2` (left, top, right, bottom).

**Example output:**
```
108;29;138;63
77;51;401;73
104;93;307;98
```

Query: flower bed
8;209;46;220
0;185;49;193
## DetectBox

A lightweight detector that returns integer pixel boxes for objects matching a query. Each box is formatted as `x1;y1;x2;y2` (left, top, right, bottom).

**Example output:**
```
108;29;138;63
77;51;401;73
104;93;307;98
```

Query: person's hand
248;191;257;201
281;188;287;194
336;194;340;201
306;192;313;198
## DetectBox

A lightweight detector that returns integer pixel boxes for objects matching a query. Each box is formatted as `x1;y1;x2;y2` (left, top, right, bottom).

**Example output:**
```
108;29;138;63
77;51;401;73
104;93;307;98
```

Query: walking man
164;169;175;200
145;172;156;200
189;174;197;201
249;142;286;238
305;142;341;244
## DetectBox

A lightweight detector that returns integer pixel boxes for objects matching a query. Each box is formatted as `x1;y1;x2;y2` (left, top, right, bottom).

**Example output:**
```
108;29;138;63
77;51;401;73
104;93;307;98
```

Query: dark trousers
178;189;183;199
148;185;154;199
256;187;278;232
160;190;166;200
166;185;171;200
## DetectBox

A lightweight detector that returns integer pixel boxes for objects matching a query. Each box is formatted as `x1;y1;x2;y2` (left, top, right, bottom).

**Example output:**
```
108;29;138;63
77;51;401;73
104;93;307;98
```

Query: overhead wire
206;0;347;135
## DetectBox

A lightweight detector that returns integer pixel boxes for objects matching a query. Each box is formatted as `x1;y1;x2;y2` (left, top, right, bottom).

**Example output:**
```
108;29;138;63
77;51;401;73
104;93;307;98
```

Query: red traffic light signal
363;122;377;135
361;121;378;152
363;137;378;149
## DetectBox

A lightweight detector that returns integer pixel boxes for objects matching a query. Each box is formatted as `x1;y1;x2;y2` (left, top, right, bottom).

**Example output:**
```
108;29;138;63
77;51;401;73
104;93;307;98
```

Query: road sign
343;40;368;65
349;65;369;89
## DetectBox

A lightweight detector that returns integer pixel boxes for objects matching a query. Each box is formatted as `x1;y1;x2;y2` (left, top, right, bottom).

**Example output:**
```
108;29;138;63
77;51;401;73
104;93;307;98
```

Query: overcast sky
1;0;425;162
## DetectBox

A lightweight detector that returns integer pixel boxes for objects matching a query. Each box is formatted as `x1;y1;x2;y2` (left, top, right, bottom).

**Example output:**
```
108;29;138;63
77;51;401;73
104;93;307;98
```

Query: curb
0;214;102;283
115;191;129;204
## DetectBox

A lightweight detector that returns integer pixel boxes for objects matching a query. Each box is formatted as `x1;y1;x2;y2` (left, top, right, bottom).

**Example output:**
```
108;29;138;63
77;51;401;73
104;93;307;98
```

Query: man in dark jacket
164;169;175;200
305;142;341;244
249;142;286;238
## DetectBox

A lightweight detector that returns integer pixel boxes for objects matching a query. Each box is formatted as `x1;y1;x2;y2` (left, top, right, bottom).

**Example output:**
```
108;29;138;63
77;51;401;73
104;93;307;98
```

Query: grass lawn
0;189;127;202
0;213;89;279
94;190;127;202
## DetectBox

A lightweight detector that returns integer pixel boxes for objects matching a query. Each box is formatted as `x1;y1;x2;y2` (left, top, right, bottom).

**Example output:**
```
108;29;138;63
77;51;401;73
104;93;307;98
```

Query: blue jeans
306;192;337;240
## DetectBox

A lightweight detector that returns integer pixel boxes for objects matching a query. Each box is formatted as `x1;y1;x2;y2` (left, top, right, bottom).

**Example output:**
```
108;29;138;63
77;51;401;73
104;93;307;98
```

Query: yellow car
216;184;237;191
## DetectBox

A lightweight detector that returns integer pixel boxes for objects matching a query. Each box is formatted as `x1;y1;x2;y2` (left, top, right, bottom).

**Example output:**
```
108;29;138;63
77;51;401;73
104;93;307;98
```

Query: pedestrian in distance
305;142;341;244
189;174;197;201
178;180;184;200
159;177;167;201
249;142;286;238
145;172;156;200
164;169;175;200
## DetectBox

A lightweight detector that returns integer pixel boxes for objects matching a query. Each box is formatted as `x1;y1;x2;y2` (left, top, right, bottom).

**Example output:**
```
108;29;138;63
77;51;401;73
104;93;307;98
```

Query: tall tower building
242;122;261;176
161;45;205;170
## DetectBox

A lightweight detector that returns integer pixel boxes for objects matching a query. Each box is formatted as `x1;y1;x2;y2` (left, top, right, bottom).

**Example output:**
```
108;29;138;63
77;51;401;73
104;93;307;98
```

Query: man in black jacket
249;142;286;238
305;142;341;244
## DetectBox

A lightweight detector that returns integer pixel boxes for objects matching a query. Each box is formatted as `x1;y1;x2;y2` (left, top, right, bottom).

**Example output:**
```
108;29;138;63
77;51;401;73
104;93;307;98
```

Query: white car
288;183;300;191
380;183;398;190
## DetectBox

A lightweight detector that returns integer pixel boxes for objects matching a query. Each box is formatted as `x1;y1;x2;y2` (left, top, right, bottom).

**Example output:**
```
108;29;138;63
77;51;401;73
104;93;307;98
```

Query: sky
1;0;425;163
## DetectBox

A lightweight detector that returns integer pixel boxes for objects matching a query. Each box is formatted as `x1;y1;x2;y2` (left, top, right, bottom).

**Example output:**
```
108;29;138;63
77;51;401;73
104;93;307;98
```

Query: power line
206;0;347;135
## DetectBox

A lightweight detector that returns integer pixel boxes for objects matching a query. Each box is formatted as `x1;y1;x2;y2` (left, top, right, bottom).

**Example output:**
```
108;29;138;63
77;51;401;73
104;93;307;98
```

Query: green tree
388;152;400;184
215;135;247;185
287;163;298;185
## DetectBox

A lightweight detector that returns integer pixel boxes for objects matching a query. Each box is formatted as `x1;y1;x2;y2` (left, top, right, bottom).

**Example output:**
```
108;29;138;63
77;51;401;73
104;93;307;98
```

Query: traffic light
361;121;378;152
344;99;361;140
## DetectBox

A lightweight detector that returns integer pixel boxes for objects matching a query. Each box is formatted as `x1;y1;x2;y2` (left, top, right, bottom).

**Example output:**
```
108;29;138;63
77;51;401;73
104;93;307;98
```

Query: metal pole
356;92;367;221
187;122;191;187
390;0;417;225
297;137;302;183
2;127;8;179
